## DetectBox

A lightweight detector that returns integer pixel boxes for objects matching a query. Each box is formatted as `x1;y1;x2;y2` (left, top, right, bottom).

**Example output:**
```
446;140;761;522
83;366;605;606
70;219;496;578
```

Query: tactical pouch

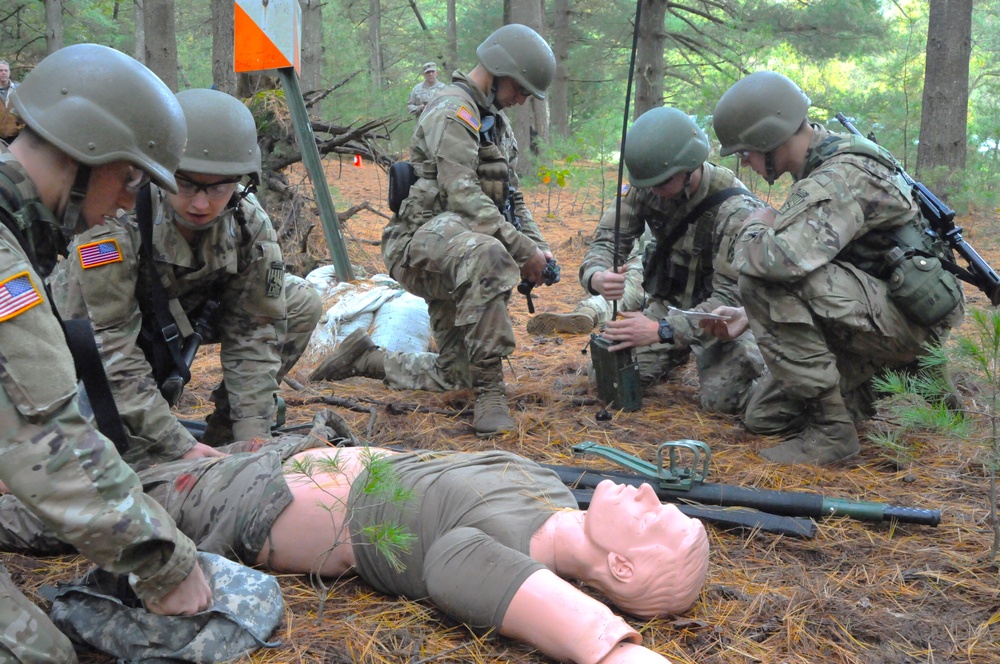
388;161;418;213
476;143;509;207
886;247;962;327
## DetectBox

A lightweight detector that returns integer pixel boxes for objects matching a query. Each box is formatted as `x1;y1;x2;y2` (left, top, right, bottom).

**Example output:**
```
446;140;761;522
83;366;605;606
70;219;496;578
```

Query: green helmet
176;89;262;184
476;24;556;100
624;107;710;188
10;43;186;193
713;71;810;156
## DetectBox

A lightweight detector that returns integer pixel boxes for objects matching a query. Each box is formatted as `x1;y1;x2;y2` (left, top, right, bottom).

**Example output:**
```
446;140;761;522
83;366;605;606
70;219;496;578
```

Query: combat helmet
476;24;556;100
175;89;262;185
713;71;810;157
10;43;186;193
624;107;710;188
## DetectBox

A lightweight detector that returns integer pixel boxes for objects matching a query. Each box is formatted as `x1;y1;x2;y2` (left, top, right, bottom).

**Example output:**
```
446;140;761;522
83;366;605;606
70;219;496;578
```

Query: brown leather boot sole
526;312;594;335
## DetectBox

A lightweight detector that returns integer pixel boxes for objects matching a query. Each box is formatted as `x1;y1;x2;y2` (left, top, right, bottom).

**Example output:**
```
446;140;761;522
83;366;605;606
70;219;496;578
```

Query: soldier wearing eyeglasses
48;88;322;455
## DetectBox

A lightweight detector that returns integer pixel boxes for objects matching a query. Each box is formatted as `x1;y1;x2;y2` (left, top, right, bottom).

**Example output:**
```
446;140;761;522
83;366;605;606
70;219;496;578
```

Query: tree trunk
133;0;145;63
300;0;323;93
144;0;178;91
212;0;236;94
446;0;457;74
44;0;63;54
508;0;548;177
916;0;972;186
369;0;383;90
551;0;570;138
634;0;666;119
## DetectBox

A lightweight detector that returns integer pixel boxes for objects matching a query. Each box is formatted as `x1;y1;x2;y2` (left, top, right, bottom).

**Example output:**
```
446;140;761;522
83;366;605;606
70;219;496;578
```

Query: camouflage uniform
0;147;198;664
48;184;322;451
735;124;965;433
381;70;550;392
578;165;767;413
406;80;446;117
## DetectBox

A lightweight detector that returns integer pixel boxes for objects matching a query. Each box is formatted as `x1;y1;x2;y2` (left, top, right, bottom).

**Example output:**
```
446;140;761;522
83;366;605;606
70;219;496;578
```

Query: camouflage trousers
383;213;521;390
274;274;324;383
0;561;78;664
739;260;963;434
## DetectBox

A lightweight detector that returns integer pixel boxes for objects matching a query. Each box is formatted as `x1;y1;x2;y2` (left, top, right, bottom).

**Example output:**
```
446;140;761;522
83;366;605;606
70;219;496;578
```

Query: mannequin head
584;481;710;617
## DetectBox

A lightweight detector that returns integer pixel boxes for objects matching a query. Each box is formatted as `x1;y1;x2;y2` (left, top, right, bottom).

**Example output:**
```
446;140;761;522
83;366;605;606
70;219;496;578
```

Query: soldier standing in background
0;44;212;662
406;62;446;118
312;24;557;437
709;71;964;465
0;60;21;143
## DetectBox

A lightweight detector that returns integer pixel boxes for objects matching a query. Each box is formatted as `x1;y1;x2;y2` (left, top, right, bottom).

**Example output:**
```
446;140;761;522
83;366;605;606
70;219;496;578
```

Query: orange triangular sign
234;3;292;72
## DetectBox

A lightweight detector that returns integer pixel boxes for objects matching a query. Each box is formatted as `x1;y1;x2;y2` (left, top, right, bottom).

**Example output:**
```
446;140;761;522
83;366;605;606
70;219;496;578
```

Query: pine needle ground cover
10;160;1000;664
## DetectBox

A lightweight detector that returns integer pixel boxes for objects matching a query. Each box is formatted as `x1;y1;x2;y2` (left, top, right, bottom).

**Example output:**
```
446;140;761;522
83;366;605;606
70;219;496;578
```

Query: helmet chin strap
486;77;499;107
764;152;779;185
681;171;694;200
59;164;91;246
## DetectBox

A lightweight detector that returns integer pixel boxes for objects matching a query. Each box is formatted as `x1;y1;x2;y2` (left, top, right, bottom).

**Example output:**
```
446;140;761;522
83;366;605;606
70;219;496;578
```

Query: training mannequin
0;413;709;664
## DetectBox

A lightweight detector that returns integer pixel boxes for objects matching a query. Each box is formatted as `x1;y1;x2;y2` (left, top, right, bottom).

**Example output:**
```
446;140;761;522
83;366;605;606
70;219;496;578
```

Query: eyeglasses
174;174;242;200
737;150;753;159
125;167;151;194
515;83;532;98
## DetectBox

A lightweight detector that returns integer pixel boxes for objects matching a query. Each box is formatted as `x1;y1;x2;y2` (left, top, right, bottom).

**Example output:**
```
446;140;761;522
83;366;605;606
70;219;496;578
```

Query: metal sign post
234;0;355;280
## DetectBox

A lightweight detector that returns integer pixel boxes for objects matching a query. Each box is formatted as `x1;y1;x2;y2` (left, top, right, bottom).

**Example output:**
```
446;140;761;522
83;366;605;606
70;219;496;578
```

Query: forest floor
12;155;1000;664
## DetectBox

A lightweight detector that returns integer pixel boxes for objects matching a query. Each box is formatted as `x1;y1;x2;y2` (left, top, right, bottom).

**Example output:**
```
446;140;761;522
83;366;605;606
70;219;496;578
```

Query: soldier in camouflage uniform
710;71;964;465
49;88;323;451
406;62;446;118
312;24;557;437
575;107;767;414
0;44;212;663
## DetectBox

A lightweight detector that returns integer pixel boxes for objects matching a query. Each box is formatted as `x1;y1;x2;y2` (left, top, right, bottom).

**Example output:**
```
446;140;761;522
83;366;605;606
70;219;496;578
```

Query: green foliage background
3;0;1000;207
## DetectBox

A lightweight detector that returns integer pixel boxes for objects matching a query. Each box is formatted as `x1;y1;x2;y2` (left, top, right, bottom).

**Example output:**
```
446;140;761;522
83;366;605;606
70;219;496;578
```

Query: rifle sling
0;194;130;453
136;185;191;385
662;186;750;250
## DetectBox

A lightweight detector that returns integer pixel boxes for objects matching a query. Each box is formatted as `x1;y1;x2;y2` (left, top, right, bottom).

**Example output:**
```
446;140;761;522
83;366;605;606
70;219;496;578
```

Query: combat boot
527;304;599;335
759;388;860;466
471;362;516;437
309;329;387;382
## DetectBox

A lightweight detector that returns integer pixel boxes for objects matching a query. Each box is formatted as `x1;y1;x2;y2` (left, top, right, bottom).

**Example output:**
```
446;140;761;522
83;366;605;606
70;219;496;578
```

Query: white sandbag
304;265;341;300
370;291;432;353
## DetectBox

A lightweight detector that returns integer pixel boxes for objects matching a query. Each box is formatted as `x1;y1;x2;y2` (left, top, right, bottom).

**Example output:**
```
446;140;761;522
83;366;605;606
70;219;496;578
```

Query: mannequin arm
501;568;668;664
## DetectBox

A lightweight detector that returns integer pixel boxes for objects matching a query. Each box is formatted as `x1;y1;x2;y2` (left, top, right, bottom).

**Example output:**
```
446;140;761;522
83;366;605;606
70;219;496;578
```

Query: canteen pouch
886;247;962;327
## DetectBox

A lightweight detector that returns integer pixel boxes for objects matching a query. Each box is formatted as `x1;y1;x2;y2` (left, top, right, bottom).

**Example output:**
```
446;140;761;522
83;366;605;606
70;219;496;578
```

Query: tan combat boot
759;388;860;465
471;362;516;437
309;329;387;382
526;304;599;335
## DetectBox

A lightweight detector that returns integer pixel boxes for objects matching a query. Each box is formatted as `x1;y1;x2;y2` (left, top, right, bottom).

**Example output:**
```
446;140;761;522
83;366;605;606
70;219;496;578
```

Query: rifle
159;298;220;407
545;441;941;527
836;112;1000;306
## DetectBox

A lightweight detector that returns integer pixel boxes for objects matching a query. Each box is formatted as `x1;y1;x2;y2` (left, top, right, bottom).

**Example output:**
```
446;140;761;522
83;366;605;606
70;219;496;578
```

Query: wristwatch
657;319;675;344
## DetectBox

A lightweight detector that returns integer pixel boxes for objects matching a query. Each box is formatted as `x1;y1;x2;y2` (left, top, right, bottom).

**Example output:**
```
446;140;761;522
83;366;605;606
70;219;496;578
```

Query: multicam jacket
578;162;763;344
0;145;197;604
49;184;287;464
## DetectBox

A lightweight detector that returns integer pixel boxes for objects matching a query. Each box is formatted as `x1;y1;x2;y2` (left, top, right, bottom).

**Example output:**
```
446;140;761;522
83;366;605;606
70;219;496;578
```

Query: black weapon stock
836;112;1000;306
159;299;220;407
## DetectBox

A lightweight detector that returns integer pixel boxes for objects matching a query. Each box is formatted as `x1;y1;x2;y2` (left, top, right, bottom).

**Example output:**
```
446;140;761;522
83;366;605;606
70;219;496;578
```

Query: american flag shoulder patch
78;239;123;269
0;271;43;322
456;106;481;132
